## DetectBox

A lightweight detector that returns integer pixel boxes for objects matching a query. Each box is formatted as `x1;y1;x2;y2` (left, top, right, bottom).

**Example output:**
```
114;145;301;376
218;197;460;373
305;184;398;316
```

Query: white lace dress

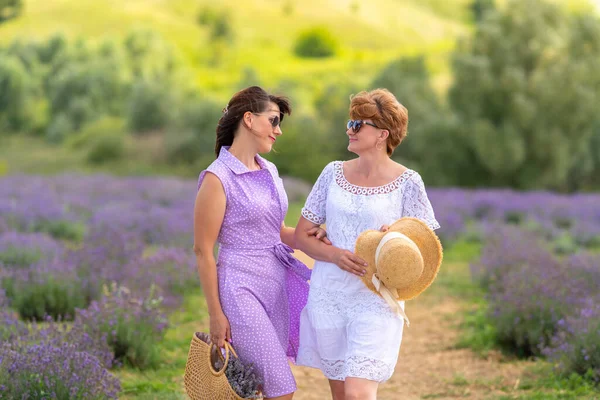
296;161;440;382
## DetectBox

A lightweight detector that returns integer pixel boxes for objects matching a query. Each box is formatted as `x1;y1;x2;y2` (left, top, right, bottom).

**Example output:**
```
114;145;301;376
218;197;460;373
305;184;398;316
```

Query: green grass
0;134;202;178
115;294;207;399
285;201;304;227
494;364;600;399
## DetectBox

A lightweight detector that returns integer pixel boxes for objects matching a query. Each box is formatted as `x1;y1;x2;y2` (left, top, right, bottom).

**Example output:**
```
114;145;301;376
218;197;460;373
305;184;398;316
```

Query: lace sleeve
301;162;335;225
401;172;440;230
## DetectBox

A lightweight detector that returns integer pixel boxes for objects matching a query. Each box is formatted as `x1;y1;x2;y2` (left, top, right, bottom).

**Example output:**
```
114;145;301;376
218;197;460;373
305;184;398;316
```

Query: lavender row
471;225;600;381
1;175;600;248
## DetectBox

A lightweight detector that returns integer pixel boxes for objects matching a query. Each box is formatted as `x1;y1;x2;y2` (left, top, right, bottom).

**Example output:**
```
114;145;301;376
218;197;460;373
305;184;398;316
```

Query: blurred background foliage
0;0;599;191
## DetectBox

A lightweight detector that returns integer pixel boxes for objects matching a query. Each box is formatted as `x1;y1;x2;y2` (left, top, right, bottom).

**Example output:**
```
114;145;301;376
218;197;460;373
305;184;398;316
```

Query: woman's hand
330;248;367;276
306;226;332;245
210;310;232;348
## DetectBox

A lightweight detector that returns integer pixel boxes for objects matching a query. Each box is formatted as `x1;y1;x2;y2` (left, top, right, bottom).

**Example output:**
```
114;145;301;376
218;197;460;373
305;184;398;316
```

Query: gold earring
376;141;383;151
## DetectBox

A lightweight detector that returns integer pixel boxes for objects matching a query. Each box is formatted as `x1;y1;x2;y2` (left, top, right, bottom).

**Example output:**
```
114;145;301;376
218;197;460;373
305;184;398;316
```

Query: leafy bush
197;6;220;26
11;274;87;321
449;0;600;190
0;55;30;133
46;113;75;143
165;97;221;165
127;79;173;133
294;27;337;58
33;219;86;242
48;58;128;135
0;0;23;22
86;133;125;164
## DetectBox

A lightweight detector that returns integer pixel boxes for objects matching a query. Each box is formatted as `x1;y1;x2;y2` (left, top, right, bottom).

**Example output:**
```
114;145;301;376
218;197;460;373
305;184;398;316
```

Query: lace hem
301;208;325;225
334;161;415;196
297;349;394;382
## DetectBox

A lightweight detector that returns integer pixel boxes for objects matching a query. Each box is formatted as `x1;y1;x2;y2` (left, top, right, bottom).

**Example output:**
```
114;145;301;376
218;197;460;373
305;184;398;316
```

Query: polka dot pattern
197;147;311;398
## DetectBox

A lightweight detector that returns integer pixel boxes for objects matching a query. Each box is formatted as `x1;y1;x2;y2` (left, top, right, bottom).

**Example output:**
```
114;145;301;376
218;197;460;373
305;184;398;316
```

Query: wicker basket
184;332;263;400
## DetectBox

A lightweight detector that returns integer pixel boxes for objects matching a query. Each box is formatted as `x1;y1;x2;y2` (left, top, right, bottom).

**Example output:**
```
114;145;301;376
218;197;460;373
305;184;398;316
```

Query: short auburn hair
349;89;408;156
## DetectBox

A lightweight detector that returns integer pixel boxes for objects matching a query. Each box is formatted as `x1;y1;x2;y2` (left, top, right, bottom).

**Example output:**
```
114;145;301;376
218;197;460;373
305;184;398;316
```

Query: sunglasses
253;113;283;128
347;119;378;133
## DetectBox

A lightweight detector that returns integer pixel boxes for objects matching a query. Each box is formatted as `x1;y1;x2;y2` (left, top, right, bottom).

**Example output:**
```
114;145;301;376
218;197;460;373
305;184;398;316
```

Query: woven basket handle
209;340;238;376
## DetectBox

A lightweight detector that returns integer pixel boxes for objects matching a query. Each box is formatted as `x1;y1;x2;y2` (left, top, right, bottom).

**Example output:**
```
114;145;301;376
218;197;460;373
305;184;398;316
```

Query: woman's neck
354;151;391;179
228;135;260;171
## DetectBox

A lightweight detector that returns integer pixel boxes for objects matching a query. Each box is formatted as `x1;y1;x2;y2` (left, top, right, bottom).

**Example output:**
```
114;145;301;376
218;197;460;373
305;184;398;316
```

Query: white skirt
296;261;405;382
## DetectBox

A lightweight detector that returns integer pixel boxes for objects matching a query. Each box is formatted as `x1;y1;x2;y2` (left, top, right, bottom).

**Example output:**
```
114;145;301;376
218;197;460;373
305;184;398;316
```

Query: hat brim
355;217;443;301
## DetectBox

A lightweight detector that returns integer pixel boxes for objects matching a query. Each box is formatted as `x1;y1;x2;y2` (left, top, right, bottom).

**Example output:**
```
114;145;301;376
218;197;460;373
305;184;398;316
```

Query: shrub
0;232;64;267
85;130;126;165
474;229;600;358
294;27;337;58
67;116;124;148
127;79;173;133
46;113;75;143
0;346;120;399
0;316;120;399
0;55;30;133
11;273;87;321
197;6;220;26
75;283;168;369
33;219;86;242
0;0;23;22
165;97;221;165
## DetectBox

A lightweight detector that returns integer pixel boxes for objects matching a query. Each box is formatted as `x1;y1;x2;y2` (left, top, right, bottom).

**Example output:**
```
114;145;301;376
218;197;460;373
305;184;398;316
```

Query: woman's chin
260;143;274;154
347;142;360;154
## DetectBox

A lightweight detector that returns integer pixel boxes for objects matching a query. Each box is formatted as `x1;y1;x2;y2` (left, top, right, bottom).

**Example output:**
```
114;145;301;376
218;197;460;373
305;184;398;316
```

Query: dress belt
219;242;312;281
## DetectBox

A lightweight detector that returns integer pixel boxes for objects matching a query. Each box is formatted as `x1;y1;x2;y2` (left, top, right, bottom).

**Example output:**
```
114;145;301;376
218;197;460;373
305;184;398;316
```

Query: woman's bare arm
193;173;230;346
294;216;367;276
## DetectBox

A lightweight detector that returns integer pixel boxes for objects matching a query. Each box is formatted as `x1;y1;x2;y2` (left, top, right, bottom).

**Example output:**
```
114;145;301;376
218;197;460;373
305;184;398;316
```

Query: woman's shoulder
197;158;230;190
320;160;342;179
205;157;231;176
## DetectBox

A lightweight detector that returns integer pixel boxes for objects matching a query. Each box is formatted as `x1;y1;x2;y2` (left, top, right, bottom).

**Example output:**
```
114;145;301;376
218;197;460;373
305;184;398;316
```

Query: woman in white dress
294;89;440;400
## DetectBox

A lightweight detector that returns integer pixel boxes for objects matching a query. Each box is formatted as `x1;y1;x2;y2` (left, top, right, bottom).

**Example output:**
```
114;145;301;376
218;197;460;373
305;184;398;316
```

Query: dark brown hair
215;86;292;156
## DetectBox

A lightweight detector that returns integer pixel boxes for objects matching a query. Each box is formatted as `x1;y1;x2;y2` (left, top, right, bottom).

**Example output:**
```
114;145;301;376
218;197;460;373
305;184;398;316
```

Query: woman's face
346;119;382;155
248;102;282;153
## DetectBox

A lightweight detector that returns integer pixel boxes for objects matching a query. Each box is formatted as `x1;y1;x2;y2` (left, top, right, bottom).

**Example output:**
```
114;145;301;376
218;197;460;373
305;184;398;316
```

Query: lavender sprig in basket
184;332;263;400
212;339;263;399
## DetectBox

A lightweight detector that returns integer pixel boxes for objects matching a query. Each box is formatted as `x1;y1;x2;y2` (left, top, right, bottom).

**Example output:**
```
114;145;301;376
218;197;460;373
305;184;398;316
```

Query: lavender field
0;174;599;398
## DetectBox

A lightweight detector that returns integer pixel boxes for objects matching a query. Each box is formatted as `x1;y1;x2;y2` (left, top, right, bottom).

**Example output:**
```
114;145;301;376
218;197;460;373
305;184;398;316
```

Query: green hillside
0;0;474;99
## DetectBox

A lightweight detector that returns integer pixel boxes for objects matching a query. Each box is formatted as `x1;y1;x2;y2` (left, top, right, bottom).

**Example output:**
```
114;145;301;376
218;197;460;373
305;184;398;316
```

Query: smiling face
346;119;385;156
244;101;283;154
347;89;409;157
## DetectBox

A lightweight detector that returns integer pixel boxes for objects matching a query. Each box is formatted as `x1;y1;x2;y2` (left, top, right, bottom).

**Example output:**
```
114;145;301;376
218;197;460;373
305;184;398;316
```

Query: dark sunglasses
347;119;378;133
253;113;283;128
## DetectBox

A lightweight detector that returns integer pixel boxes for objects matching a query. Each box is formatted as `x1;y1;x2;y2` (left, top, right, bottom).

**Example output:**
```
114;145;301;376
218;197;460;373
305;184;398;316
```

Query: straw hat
355;217;443;326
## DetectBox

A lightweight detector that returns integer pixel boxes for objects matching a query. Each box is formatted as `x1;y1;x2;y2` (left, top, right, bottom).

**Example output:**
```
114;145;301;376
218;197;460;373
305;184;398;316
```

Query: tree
449;0;600;190
371;56;476;186
0;56;29;132
0;0;23;23
470;0;495;23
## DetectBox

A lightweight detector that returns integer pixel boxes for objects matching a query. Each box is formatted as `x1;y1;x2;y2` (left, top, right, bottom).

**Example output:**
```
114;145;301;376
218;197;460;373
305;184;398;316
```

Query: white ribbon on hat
372;231;411;327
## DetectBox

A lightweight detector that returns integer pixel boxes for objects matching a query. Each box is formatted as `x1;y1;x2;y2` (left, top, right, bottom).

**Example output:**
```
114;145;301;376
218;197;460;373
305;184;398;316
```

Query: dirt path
291;252;535;400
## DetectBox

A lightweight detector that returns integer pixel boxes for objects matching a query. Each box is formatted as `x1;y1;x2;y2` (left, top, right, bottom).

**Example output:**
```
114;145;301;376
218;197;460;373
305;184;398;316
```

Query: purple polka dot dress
197;147;311;398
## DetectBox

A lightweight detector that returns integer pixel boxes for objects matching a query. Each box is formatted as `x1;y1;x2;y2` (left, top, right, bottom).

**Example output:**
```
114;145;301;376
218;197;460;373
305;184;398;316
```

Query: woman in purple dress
192;86;328;399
